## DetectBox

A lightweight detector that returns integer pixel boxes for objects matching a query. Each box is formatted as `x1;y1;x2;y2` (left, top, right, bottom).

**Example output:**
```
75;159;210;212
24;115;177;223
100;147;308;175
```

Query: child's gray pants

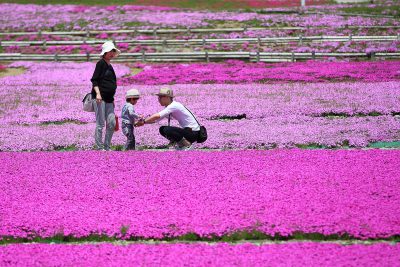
122;123;135;150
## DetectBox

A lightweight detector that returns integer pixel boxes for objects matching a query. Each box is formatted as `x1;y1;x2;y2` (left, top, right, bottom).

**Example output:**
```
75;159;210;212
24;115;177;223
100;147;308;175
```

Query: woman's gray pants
94;101;116;150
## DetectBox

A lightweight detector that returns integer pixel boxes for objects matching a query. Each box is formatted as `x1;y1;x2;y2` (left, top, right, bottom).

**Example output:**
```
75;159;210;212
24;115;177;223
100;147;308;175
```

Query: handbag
183;106;208;143
82;93;94;112
197;125;208;143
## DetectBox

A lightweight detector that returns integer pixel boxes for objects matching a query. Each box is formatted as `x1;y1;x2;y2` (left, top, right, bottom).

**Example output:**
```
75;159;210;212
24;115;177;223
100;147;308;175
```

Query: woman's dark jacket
91;59;117;103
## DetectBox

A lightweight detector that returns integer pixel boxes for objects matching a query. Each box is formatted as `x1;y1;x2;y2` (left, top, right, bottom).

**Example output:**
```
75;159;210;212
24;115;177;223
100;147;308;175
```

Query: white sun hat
155;87;174;98
100;41;121;57
126;89;140;99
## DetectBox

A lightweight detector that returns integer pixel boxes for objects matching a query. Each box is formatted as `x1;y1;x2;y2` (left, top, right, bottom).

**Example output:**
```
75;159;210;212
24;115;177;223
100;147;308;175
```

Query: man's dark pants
159;126;199;143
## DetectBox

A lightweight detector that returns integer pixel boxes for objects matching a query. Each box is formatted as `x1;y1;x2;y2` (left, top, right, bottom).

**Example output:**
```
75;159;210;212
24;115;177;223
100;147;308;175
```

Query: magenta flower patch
1;61;399;151
1;242;399;266
0;3;398;31
0;150;399;239
120;60;400;85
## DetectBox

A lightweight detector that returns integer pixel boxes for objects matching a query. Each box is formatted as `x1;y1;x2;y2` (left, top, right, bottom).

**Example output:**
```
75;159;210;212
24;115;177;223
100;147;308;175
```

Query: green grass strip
367;141;400;149
340;5;400;18
1;230;399;245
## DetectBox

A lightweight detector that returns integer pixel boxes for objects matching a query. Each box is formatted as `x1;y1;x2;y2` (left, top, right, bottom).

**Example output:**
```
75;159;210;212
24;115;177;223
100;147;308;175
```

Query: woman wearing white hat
90;41;121;150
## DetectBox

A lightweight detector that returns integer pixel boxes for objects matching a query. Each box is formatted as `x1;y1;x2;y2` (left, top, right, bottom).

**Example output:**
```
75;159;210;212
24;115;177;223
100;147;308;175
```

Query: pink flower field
1;61;399;150
1;3;398;31
1;2;400;266
1;150;399;240
120;60;400;85
1;243;399;267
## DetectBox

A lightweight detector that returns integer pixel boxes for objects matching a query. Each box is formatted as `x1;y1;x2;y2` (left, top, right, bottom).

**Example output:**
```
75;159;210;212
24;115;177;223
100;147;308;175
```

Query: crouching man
135;87;200;150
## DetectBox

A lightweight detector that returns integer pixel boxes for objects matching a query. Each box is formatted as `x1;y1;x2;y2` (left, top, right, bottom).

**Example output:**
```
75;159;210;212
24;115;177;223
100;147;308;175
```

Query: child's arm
128;106;141;120
135;113;159;127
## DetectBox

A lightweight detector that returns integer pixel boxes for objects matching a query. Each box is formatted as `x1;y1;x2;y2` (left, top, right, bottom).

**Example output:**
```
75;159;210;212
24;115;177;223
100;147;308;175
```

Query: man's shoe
183;144;193;151
175;145;192;151
167;141;177;147
177;138;191;148
175;143;193;151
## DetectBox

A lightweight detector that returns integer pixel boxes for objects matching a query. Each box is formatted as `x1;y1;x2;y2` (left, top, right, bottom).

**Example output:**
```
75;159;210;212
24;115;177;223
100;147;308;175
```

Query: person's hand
135;120;145;127
96;93;102;103
135;118;145;127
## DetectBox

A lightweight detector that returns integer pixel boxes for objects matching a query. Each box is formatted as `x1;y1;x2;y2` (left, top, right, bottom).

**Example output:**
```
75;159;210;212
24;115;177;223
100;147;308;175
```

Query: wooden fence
1;35;399;48
1;51;399;62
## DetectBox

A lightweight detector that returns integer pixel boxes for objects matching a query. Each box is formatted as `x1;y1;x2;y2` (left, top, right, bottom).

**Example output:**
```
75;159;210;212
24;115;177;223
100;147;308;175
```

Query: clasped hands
135;116;146;127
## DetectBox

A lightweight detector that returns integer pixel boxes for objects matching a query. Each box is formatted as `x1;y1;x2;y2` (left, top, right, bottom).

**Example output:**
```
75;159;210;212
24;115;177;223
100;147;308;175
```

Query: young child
121;89;142;150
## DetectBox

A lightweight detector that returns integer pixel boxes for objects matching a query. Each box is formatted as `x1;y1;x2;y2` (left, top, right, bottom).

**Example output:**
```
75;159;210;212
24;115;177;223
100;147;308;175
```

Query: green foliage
320;111;385;118
245;19;264;27
53;144;78;151
112;145;124;151
0;0;251;10
1;232;399;245
176;232;201;241
77;19;89;28
124;21;145;28
295;143;327;149
368;141;400;148
256;10;297;15
341;5;400;18
40;120;88;126
219;230;268;242
54;23;66;31
120;225;130;236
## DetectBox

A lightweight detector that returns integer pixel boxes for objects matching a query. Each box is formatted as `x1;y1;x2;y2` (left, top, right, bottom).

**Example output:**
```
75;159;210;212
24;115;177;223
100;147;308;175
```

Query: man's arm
144;113;161;124
136;104;174;126
135;113;161;127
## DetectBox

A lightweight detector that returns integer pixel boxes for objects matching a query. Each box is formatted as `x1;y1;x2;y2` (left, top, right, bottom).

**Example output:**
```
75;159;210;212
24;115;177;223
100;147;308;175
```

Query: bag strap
183;105;201;127
167;104;201;128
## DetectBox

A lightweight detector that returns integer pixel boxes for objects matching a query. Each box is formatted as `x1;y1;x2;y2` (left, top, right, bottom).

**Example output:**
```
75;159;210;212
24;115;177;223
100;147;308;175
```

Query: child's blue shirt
121;103;140;125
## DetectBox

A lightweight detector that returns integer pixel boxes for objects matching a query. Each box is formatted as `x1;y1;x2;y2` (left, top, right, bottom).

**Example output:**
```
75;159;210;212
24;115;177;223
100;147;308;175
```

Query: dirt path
0;67;26;78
